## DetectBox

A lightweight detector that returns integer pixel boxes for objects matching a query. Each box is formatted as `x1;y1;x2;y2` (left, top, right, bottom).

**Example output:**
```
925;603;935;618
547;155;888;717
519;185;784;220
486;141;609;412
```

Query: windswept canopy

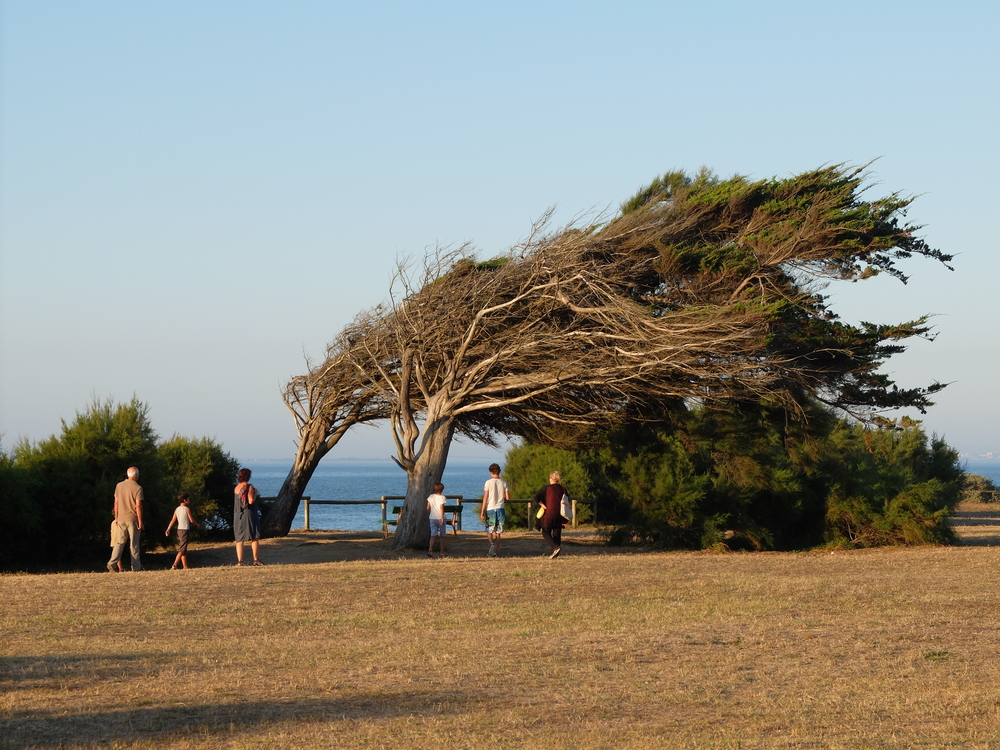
265;164;952;542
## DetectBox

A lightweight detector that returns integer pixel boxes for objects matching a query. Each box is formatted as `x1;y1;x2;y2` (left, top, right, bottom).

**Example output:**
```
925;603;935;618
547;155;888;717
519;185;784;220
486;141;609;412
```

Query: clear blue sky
1;0;997;462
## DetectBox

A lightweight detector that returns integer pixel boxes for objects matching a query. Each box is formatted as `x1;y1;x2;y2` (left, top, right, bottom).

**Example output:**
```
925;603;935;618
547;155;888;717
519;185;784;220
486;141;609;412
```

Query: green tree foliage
506;403;964;550
278;164;951;547
820;421;962;546
0;398;238;571
0;451;38;563
614;164;953;417
502;444;592;527
7;397;162;568
157;436;240;536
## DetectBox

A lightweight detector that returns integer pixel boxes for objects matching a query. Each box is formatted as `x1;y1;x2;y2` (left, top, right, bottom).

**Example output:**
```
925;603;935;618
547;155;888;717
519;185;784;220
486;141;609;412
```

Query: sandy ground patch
147;526;612;570
143;499;1000;571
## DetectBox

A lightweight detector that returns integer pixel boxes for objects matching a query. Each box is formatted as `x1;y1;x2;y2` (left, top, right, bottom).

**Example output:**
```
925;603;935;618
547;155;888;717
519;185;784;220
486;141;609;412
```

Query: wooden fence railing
261;495;599;531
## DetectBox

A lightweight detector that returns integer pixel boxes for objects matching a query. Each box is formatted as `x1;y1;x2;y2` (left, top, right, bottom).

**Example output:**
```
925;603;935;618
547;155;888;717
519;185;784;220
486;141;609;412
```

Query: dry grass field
4;501;1000;749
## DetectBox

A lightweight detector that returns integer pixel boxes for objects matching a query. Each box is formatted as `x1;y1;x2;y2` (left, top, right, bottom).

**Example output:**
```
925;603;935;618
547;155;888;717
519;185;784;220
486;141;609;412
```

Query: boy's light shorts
429;519;447;537
485;508;505;535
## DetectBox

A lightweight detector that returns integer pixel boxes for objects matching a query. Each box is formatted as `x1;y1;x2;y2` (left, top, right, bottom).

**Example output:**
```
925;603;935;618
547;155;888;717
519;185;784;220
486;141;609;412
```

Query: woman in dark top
233;467;264;566
534;470;566;559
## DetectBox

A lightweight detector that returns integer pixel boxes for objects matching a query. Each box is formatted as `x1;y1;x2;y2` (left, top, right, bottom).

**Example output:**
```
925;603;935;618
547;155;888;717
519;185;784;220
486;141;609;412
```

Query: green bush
158;435;239;539
820;425;961;547
503;444;592;527
962;473;998;502
0;451;39;567
7;397;163;569
507;402;965;551
0;398;239;571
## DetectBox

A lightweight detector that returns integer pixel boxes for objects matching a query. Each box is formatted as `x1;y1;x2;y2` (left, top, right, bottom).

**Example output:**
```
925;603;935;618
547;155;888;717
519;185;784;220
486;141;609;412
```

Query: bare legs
235;539;263;566
428;532;446;557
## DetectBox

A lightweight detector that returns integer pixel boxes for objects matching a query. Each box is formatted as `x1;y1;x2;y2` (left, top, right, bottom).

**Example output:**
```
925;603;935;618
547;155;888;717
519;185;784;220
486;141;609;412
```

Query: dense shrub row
0;396;970;567
504;403;965;551
0;398;238;571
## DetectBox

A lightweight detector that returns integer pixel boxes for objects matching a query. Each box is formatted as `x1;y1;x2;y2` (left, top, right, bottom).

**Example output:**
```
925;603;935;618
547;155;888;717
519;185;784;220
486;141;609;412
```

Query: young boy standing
426;482;448;558
480;463;509;557
165;492;200;569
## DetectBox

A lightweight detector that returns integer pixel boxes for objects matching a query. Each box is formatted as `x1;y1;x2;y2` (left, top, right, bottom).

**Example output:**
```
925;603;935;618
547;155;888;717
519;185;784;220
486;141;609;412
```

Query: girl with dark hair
166;492;200;569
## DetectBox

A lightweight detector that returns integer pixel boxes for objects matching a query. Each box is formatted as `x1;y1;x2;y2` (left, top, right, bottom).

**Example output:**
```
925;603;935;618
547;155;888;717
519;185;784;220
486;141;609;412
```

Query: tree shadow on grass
1;689;473;748
950;502;1000;546
0;654;160;694
5;529;610;573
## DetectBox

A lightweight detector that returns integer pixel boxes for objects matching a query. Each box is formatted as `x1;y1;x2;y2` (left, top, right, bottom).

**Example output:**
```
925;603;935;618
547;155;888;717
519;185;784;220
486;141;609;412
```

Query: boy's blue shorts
429;519;447;537
485;508;505;534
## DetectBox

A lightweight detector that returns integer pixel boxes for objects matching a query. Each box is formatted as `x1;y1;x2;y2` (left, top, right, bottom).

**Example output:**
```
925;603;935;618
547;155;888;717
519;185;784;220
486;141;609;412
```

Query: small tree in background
9;397;163;568
157;435;240;537
820;420;962;546
963;473;998;502
502;444;592;527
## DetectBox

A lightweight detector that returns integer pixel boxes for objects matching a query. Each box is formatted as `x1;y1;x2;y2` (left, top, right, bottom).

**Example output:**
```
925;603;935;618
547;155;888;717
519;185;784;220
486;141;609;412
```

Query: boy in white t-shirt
480;463;509;557
165;493;200;569
426;483;448;558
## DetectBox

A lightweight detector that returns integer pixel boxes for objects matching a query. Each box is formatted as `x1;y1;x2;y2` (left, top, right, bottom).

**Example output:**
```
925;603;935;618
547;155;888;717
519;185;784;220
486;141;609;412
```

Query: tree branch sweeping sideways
261;164;953;546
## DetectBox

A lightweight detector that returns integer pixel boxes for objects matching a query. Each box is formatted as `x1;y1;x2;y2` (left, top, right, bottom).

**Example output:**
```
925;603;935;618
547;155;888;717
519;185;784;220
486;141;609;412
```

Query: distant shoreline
241;455;504;464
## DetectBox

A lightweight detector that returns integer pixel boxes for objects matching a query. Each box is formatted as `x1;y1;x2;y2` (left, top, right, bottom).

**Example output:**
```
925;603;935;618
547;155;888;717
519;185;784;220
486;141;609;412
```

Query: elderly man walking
108;466;145;572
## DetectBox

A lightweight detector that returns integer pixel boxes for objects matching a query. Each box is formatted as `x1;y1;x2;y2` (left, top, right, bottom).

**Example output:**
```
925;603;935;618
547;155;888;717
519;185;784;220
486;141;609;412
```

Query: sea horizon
243;457;507;534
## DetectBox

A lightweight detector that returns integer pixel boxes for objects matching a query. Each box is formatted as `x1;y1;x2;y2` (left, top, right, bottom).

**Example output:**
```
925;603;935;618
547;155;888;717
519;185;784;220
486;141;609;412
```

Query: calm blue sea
245;458;499;532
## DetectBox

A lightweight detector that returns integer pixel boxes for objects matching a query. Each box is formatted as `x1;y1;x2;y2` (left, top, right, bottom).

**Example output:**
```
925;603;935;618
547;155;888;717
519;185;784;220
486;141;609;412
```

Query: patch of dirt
145;528;612;570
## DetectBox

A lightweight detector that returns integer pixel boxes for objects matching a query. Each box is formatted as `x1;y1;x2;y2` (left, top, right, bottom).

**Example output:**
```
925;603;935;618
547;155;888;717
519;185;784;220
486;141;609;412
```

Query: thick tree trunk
260;441;331;538
390;417;456;550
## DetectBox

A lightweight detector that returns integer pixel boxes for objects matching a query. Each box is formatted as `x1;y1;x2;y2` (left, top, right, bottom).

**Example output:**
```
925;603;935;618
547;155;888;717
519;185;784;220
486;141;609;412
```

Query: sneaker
488;543;496;557
106;563;118;573
549;547;561;559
